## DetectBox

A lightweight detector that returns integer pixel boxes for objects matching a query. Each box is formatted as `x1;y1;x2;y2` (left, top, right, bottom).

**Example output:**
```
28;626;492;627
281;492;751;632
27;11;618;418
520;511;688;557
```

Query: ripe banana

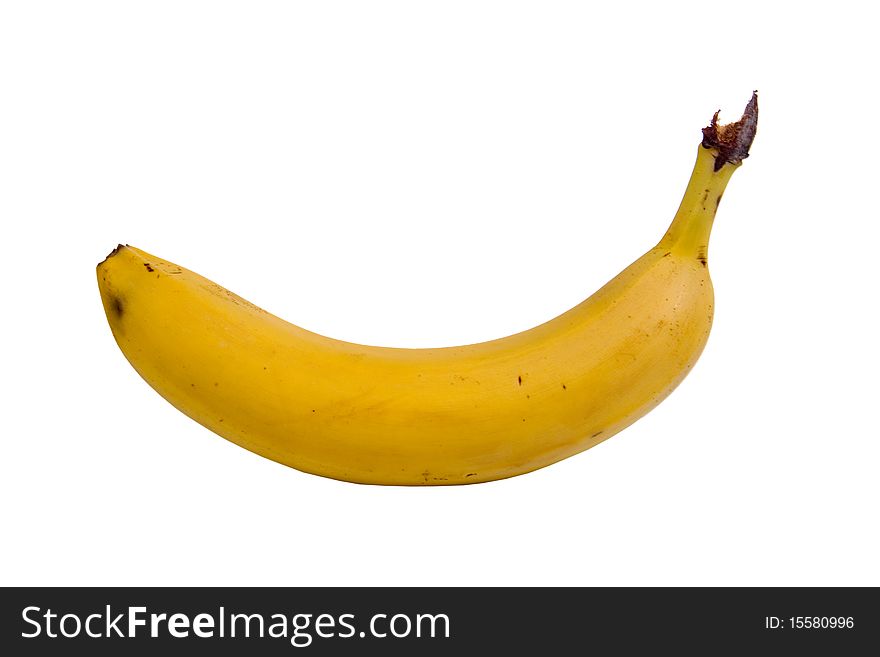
97;93;757;485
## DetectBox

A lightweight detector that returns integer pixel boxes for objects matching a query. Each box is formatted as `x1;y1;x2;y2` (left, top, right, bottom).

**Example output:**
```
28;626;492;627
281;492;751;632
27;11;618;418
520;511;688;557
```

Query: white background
2;1;878;586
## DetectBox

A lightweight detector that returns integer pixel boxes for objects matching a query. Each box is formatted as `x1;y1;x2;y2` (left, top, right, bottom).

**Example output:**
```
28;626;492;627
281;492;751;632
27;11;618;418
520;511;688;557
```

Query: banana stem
659;146;736;259
659;92;758;260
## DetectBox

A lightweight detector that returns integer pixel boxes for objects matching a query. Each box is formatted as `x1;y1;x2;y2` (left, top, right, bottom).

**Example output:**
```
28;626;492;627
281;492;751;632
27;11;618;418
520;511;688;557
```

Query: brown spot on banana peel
702;91;758;171
109;295;124;319
697;245;708;267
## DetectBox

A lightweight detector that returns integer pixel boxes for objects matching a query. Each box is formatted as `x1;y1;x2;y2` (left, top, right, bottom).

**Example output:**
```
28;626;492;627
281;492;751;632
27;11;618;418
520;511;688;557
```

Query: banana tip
701;91;758;171
98;244;127;268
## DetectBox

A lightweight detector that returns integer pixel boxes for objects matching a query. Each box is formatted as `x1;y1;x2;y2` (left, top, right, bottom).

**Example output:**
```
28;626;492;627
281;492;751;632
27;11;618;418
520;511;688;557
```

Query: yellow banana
97;93;757;485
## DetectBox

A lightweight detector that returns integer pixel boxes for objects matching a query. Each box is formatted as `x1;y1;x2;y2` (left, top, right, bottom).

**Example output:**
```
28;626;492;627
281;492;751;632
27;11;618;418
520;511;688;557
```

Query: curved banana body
97;100;755;485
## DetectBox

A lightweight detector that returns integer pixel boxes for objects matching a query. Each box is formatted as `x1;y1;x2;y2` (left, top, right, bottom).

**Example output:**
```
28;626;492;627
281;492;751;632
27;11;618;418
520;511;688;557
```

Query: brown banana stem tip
702;91;758;171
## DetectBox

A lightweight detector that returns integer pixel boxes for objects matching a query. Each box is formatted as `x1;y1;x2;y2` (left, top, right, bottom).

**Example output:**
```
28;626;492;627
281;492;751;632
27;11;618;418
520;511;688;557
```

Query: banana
97;93;757;485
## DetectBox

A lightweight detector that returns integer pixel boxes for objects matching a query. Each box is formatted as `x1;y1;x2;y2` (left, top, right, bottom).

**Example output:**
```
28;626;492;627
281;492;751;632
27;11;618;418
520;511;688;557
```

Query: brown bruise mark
109;295;124;319
143;263;155;273
715;194;723;209
662;252;671;258
592;431;604;438
562;384;567;390
465;473;477;478
517;375;522;386
696;245;708;267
